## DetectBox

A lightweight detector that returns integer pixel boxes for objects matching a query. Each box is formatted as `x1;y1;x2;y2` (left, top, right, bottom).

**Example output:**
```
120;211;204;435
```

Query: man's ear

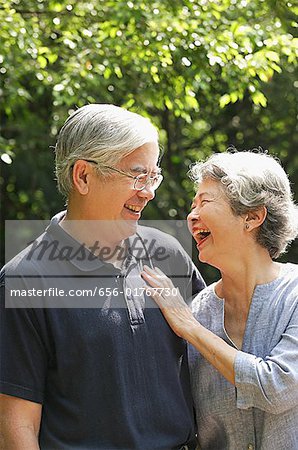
244;206;267;231
72;160;92;195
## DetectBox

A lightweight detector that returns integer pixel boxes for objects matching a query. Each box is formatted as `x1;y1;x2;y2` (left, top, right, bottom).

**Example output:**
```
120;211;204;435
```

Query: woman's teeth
195;229;211;240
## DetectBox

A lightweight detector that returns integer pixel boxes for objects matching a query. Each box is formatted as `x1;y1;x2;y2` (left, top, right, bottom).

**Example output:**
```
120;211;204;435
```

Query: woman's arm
142;265;238;385
142;265;298;413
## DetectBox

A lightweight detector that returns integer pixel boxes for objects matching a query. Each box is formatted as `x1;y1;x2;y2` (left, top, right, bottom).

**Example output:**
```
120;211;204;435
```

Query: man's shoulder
1;211;65;277
1;231;49;278
135;225;206;294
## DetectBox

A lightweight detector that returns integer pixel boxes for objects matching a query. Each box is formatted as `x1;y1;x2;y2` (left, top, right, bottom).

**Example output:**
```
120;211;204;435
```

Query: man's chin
117;219;138;240
93;219;138;243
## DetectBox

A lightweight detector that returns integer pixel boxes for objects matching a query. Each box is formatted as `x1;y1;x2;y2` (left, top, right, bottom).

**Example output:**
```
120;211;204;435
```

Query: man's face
86;142;160;223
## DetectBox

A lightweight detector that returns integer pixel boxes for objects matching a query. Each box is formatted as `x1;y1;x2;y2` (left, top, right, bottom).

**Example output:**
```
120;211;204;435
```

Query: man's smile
124;204;143;213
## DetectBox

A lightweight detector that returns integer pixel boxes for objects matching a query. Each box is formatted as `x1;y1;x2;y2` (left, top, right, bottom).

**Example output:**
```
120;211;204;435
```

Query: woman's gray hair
189;150;298;259
55;104;158;197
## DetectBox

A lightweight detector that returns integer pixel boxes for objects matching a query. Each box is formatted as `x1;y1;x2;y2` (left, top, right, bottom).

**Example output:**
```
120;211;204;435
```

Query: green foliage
1;0;297;281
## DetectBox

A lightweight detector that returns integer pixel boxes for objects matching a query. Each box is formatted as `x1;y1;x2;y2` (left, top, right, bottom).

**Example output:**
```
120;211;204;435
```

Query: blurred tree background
1;0;297;283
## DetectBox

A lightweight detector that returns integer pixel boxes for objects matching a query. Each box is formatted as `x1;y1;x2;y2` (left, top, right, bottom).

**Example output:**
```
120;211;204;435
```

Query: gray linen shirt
189;263;298;450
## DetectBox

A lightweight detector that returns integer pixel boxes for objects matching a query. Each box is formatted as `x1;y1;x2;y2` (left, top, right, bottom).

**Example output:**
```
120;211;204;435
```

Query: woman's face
187;178;246;269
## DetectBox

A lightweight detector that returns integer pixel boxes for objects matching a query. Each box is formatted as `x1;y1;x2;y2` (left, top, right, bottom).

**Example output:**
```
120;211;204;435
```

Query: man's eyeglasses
82;159;163;191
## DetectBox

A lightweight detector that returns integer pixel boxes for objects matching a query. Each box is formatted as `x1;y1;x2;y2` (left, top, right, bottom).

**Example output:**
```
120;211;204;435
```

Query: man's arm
0;394;42;450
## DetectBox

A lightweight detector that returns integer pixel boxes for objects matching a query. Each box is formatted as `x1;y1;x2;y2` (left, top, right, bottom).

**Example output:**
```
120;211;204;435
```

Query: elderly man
0;104;205;450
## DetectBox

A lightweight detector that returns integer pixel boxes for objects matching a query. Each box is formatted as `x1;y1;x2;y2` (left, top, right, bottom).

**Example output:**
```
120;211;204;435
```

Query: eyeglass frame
79;159;163;191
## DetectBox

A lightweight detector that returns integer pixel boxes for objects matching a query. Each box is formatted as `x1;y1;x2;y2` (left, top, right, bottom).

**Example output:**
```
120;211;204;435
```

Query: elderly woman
142;150;298;450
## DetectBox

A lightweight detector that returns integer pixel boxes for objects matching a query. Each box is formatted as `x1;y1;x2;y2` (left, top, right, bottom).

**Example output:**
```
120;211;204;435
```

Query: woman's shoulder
279;262;298;290
282;262;298;276
278;262;298;301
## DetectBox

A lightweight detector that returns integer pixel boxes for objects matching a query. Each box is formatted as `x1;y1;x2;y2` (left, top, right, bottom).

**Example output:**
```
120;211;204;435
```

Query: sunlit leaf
252;91;267;107
219;94;231;108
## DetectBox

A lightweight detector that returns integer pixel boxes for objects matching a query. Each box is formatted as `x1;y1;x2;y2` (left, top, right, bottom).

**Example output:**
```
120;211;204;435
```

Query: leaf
251;91;267;107
185;95;199;109
37;55;47;69
219;94;231;108
265;51;280;63
230;92;238;103
259;72;269;82
103;67;112;79
114;66;123;78
164;97;173;109
47;54;58;64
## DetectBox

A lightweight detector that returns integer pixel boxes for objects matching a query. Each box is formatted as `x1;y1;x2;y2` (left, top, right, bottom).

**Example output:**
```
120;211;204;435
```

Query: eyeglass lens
134;174;163;191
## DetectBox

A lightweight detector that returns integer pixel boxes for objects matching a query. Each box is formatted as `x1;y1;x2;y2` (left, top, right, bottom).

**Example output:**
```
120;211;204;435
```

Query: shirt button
247;444;254;450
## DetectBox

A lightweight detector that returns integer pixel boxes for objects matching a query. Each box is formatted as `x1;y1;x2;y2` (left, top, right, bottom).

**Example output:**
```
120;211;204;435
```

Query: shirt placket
121;255;146;326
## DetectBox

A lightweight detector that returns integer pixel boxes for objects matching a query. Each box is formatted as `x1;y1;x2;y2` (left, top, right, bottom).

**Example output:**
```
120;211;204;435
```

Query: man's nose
137;184;155;201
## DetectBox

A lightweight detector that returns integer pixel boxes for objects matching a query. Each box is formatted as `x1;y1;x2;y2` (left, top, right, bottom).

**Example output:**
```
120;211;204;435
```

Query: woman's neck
215;250;281;309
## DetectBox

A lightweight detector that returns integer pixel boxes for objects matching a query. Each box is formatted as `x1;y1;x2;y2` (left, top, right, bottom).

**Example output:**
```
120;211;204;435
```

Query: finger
141;270;163;288
142;265;169;286
153;266;169;281
143;286;164;307
142;265;160;279
143;264;156;273
144;265;166;281
154;267;174;288
145;266;172;289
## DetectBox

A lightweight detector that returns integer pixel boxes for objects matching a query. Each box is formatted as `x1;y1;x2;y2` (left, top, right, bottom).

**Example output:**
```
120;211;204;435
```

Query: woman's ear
72;160;92;195
244;206;267;231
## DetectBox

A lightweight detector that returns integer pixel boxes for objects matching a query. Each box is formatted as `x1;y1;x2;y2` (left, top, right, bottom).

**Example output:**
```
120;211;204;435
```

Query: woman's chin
197;250;213;265
198;252;207;263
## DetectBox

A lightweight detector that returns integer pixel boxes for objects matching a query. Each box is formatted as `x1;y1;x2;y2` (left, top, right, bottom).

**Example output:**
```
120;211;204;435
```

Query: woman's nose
187;209;198;233
187;208;199;222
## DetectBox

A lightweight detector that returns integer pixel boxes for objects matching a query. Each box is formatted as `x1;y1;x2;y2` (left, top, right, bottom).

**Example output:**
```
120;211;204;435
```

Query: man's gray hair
189;150;298;259
55;104;158;197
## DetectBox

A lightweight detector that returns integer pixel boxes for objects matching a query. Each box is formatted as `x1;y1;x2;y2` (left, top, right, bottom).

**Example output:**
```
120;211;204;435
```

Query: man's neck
59;216;127;260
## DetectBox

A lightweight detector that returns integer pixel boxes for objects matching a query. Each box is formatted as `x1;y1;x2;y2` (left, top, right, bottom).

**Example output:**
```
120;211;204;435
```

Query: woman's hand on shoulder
141;265;198;338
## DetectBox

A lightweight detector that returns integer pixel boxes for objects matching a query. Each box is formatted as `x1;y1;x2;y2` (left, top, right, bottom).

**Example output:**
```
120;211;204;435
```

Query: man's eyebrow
129;166;162;174
129;166;147;174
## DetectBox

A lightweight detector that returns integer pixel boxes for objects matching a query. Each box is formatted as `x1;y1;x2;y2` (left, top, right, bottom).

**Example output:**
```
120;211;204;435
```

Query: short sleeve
0;270;49;404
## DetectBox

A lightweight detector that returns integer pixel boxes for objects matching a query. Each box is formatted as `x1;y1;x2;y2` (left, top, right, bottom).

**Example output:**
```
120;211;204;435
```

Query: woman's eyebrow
198;192;209;197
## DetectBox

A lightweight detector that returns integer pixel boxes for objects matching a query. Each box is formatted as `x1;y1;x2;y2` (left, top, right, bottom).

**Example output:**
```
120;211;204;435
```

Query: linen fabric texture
190;263;298;450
